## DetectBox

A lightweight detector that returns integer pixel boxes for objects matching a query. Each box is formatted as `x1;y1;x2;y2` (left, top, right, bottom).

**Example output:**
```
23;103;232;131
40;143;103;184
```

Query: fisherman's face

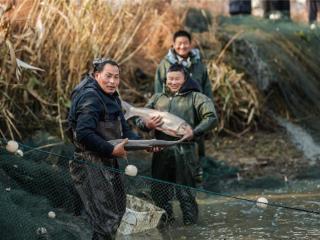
173;36;191;58
166;71;185;93
95;64;120;94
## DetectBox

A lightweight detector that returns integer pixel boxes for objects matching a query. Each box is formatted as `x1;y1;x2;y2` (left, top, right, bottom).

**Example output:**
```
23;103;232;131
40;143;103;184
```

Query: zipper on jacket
168;96;173;112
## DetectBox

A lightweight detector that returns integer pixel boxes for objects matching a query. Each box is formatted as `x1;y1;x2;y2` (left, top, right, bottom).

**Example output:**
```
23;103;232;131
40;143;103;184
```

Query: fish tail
121;100;135;120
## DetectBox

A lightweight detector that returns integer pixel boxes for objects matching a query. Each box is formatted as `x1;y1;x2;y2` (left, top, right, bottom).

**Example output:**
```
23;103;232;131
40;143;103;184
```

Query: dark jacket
68;75;139;158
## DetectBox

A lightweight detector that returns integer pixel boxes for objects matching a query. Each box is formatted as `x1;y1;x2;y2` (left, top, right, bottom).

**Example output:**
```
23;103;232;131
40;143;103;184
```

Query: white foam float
6;140;19;153
48;211;56;219
256;197;268;209
125;165;138;177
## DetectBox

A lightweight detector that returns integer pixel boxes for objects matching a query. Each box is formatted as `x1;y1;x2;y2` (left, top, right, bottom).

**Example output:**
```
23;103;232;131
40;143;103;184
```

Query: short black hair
173;30;191;42
92;58;120;73
167;63;186;76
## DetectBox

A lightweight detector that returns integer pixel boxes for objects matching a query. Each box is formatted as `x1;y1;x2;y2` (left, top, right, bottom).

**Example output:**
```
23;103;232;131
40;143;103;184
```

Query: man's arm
75;92;115;157
192;93;218;137
120;112;140;140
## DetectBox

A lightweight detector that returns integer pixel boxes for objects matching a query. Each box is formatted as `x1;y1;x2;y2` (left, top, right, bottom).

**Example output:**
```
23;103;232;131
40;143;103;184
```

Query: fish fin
121;100;135;120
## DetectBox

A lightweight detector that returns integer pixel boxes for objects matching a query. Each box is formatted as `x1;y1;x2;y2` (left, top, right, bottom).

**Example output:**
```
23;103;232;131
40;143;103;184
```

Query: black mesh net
1;138;320;240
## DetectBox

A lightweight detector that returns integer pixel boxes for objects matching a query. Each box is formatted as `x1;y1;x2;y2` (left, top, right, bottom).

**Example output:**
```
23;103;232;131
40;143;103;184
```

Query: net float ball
6;140;19;153
125;165;138;176
48;211;56;219
256;197;268;209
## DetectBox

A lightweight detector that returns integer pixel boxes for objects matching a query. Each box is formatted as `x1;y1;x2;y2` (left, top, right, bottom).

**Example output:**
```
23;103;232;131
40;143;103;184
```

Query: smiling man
68;58;140;240
154;30;213;100
154;29;215;172
140;63;218;226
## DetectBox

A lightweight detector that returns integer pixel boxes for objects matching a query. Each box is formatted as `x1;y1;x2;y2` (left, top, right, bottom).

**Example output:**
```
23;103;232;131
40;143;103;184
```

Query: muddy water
118;180;320;240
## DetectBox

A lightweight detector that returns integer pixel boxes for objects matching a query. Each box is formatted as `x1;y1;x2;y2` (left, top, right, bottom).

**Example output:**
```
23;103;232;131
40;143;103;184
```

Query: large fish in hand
121;100;192;138
108;139;184;151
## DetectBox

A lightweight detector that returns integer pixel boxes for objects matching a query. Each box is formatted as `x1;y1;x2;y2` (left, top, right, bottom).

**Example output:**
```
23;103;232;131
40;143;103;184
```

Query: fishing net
217;16;320;142
1;137;320;240
0;137;219;240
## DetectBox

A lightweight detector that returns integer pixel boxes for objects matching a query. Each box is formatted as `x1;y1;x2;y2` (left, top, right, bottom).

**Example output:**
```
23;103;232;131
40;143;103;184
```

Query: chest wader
150;143;199;226
70;115;125;240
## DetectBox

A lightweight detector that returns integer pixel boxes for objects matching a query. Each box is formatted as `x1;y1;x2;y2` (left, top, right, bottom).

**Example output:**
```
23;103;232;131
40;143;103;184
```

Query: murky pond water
118;180;320;240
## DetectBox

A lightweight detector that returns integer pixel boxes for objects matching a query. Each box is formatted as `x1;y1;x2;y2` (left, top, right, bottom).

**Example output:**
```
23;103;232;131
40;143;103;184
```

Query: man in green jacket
141;63;217;225
154;30;214;168
154;30;213;99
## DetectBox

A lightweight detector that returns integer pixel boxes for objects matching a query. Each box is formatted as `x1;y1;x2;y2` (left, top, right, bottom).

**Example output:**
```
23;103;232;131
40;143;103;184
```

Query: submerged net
1;138;320;240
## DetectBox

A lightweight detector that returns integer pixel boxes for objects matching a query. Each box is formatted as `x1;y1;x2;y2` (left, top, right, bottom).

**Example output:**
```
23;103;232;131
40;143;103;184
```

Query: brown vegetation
0;0;262;140
208;61;261;135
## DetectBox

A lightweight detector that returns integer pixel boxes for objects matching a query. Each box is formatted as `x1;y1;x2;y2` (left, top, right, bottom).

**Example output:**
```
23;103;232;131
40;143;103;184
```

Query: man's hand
181;127;194;141
145;115;163;129
145;146;163;153
112;138;128;158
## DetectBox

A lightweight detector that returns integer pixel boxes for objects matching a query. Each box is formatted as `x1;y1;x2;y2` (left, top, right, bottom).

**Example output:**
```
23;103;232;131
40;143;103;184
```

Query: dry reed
0;0;262;139
208;61;261;135
0;0;183;139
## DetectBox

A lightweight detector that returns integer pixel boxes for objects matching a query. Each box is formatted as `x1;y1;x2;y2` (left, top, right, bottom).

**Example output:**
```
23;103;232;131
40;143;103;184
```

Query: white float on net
125;165;138;176
48;211;56;219
256;197;268;209
6;140;19;153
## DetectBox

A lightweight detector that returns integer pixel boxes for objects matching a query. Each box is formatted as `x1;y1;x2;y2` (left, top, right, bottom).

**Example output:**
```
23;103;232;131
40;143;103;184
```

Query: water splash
275;116;320;163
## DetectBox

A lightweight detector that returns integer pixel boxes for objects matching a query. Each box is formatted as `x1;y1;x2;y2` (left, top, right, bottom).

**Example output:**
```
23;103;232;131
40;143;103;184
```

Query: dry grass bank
0;0;262;140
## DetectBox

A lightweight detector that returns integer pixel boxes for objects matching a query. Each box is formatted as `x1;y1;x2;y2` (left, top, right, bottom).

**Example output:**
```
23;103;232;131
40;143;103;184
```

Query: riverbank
208;129;309;180
124;126;315;193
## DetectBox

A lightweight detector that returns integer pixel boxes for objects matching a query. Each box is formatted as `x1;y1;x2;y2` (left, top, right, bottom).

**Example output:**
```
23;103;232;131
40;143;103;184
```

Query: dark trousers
151;146;199;224
151;181;198;224
309;0;320;23
198;136;206;158
70;157;126;240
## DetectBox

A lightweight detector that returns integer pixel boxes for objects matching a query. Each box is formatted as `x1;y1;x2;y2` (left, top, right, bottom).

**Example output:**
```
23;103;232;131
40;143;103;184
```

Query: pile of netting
0;137;235;240
2;137;320;240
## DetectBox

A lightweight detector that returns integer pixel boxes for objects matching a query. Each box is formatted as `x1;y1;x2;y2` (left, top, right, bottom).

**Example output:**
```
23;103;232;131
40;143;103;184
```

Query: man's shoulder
191;91;211;102
73;87;102;107
147;93;165;106
79;87;99;98
151;92;164;101
158;57;171;68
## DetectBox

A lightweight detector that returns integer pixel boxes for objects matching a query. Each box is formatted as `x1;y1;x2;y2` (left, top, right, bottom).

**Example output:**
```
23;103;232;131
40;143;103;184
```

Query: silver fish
121;100;191;138
108;139;184;151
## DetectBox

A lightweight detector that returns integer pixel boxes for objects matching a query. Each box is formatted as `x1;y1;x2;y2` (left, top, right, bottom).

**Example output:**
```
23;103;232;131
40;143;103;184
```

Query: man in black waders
68;59;141;240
